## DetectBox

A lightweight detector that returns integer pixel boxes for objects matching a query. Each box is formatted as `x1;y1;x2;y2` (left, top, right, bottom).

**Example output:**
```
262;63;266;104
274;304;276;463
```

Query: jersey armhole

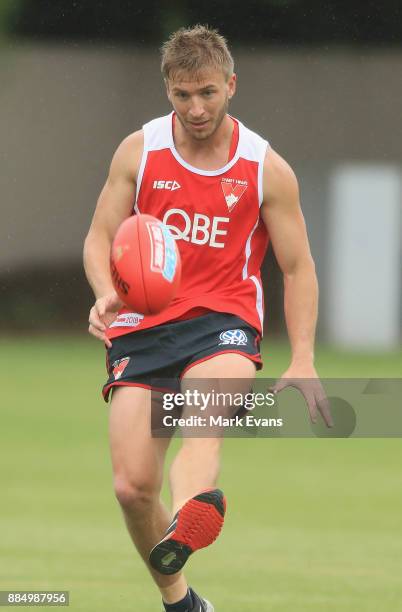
134;129;148;213
258;140;270;208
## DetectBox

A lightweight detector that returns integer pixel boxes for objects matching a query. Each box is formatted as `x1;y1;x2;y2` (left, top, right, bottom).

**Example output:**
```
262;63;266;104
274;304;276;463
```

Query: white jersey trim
258;141;269;207
250;275;264;332
138;112;269;185
134;147;147;213
142;114;172;150
242;220;265;334
135;115;173;211
169;112;241;176
237;123;269;208
242;218;259;280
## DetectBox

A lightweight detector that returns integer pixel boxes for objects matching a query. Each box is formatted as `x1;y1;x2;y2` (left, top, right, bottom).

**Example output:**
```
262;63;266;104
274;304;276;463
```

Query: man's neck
174;113;234;153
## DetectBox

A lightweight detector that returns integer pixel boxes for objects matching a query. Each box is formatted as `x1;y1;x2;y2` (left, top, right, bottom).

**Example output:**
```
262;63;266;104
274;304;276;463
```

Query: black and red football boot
150;488;226;575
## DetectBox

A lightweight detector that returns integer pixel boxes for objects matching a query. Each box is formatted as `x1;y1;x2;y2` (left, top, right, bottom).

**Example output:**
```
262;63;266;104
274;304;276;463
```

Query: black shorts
103;312;262;401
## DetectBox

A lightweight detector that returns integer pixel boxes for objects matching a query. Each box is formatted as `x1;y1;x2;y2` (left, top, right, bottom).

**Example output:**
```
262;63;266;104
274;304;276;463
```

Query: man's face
166;68;236;141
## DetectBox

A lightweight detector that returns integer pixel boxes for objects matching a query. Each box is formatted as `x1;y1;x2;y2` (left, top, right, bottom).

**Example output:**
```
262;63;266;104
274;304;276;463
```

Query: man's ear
228;73;237;100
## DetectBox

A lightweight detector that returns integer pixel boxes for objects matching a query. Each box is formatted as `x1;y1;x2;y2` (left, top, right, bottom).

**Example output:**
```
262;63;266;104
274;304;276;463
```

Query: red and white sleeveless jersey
108;112;270;339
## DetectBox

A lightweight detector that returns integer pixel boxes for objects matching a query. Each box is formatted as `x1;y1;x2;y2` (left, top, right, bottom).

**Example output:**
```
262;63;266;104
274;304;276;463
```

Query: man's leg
149;354;256;578
170;353;257;511
109;386;188;604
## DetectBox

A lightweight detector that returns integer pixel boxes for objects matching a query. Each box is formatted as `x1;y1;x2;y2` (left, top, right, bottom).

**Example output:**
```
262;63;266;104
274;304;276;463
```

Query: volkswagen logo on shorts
219;329;248;346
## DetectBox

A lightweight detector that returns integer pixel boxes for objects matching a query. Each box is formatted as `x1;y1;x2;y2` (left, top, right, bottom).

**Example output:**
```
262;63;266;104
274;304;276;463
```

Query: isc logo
163;208;229;249
153;180;181;191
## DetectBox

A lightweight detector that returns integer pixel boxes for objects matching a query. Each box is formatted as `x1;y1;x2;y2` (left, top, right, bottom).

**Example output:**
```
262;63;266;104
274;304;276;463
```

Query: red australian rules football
110;214;181;315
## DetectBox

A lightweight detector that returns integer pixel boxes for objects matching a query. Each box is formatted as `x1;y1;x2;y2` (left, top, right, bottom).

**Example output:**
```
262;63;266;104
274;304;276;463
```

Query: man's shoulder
263;148;297;181
119;129;144;154
110;130;144;182
262;148;299;205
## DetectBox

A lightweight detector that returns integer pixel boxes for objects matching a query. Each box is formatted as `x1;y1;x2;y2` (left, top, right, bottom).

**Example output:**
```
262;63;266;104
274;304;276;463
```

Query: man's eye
177;92;188;99
203;91;214;97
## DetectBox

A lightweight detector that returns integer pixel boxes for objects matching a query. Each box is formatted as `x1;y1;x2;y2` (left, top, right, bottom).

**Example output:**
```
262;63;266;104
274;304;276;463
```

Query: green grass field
1;337;401;611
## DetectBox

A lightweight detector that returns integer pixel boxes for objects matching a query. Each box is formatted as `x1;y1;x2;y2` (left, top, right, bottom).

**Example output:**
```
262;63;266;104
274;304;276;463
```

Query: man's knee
113;476;159;514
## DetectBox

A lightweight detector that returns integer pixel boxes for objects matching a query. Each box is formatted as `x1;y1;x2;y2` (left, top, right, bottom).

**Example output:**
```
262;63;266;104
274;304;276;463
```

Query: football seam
136;214;151;314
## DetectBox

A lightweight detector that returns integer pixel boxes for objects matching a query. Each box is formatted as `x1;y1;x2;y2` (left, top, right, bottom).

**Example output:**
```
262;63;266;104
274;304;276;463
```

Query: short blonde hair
161;24;234;82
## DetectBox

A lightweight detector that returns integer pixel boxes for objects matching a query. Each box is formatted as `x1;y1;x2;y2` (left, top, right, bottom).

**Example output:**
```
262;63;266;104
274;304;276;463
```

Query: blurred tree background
2;0;402;45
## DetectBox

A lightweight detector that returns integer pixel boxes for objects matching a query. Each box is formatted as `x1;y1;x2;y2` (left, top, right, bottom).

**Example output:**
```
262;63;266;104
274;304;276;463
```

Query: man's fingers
316;394;334;428
104;337;112;349
88;301;114;348
303;381;333;428
311;379;333;428
89;306;106;331
88;323;104;340
270;378;333;428
88;323;112;348
305;393;319;424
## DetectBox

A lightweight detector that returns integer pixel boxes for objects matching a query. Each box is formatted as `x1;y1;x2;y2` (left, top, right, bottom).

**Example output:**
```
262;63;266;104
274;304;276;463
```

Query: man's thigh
181;353;257;428
109;386;172;490
182;352;256;380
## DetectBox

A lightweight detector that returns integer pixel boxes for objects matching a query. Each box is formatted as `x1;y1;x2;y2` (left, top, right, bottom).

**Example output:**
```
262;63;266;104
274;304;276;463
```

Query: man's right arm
83;130;143;345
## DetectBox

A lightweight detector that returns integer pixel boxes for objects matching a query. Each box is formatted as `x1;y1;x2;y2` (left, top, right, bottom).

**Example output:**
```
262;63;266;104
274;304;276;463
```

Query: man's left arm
260;147;332;426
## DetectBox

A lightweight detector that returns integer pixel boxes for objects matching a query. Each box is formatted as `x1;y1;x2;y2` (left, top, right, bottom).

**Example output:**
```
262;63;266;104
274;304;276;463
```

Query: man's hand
88;292;123;348
271;363;333;428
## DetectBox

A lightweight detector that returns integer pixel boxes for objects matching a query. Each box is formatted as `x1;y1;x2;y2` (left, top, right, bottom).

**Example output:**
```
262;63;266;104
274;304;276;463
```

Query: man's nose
188;97;205;118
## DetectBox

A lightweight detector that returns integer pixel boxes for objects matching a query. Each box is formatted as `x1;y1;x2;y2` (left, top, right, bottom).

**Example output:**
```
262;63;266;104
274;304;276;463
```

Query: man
84;25;331;612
